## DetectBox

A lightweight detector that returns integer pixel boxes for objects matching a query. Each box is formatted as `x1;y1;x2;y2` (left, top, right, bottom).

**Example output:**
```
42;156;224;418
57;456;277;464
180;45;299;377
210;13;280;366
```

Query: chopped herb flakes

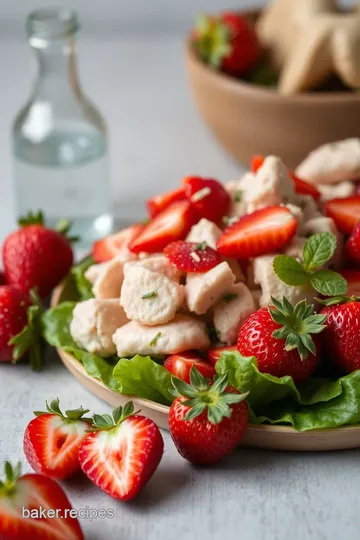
150;332;162;347
194;241;208;251
142;291;157;299
223;293;238;302
234;190;243;203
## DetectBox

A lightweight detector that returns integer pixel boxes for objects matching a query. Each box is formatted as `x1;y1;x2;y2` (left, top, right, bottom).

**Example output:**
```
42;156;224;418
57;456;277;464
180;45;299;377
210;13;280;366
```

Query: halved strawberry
164;352;215;382
251;155;320;200
147;187;186;218
183;176;230;224
164;240;222;272
325;196;360;235
0;462;83;539
130;200;195;254
345;222;360;265
79;402;163;501
207;345;238;366
92;224;144;263
0;271;6;285
217;206;297;259
341;269;360;296
24;399;91;480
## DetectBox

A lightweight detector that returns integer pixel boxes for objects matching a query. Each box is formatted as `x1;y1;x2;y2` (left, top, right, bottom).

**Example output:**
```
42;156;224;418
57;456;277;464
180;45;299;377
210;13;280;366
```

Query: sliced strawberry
251;155;320;200
207;345;238;366
164;352;215;382
164;240;222;272
147;187;186;218
345;222;360;265
325;196;360;235
0;271;6;285
0;462;83;539
130;200;195;254
92;224;144;263
79;403;163;501
217;206;297;259
341;269;360;296
183;176;230;224
23;399;91;480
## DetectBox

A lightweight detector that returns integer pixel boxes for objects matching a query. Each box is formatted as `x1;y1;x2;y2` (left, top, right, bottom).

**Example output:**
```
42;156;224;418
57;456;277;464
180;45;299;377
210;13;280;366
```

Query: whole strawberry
0;285;29;362
345;221;360;266
237;297;326;384
3;211;73;297
192;12;260;76
169;367;248;465
24;398;91;480
320;298;360;373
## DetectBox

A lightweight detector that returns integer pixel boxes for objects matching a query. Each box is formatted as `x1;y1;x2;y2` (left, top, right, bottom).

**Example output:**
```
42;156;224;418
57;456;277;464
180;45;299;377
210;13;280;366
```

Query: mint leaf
303;232;336;272
310;270;347;297
113;355;174;405
273;255;309;286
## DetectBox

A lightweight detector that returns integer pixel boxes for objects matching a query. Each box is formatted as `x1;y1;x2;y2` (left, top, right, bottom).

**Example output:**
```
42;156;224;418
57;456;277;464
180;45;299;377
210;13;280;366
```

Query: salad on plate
43;138;360;433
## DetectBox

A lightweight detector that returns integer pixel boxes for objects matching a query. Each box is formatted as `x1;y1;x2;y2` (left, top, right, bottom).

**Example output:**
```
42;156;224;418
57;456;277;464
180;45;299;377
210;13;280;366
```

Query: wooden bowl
185;16;360;169
51;281;360;451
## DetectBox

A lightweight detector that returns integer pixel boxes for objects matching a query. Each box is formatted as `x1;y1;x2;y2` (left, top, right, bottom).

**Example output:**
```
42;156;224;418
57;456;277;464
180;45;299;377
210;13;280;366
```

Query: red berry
341;269;360;296
169;371;248;465
346;222;360;265
3;225;73;297
321;301;360;374
325;196;360;235
130;200;196;254
217;206;297;259
237;299;324;384
207;345;238;366
164;240;222;272
0;285;29;363
79;404;163;501
183;176;230;225
0;272;6;285
147;187;186;218
92;224;144;263
164;352;215;382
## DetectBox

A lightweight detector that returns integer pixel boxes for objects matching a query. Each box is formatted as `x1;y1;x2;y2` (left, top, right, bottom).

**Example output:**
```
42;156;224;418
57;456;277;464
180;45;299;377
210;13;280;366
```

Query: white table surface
0;35;360;540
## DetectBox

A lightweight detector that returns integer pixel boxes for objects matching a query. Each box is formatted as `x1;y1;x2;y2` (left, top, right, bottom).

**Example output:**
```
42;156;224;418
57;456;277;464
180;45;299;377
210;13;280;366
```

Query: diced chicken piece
70;299;128;357
303;217;343;269
246;263;257;290
113;314;210;357
284;237;306;260
318;181;355;201
91;258;124;299
125;255;182;283
186;218;244;282
186;218;222;249
120;266;185;326
245;156;296;213
84;263;104;285
294;194;322;222
213;283;257;345
253;255;315;307
283;204;304;232
225;177;248;219
252;289;262;308
226;258;245;283
138;252;163;260
296;138;360;184
186;262;236;315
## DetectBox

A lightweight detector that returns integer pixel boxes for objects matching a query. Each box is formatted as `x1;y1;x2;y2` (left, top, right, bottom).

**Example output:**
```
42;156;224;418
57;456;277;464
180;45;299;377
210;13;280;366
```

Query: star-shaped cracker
257;0;360;94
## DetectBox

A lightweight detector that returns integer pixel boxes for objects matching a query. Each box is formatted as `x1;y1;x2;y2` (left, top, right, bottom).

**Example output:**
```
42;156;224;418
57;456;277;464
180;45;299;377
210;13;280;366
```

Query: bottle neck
32;39;81;99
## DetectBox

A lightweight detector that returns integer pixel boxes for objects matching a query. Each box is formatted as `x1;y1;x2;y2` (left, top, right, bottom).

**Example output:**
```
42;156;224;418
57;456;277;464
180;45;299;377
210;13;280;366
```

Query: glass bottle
12;8;113;246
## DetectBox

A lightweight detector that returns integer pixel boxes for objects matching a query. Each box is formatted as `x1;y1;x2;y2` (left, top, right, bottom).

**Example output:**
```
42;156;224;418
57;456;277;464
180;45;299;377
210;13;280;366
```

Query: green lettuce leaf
215;350;301;409
113;355;173;405
41;301;119;390
71;257;94;300
255;370;360;431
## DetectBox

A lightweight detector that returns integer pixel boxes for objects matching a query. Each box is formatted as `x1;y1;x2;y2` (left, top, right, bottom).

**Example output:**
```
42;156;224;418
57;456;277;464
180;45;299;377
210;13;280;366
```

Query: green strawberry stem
171;367;248;425
33;398;92;423
18;210;79;243
91;402;139;431
270;297;326;361
193;14;232;69
0;462;22;496
9;287;44;370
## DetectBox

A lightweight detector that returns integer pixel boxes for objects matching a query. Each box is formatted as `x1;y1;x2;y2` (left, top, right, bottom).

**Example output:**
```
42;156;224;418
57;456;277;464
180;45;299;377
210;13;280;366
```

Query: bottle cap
27;8;80;41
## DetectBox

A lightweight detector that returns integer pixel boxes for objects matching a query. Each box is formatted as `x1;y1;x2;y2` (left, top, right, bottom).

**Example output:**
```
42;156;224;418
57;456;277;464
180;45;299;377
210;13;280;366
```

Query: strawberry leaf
273;255;309;286
310;270;347;297
303;232;337;272
18;210;44;227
